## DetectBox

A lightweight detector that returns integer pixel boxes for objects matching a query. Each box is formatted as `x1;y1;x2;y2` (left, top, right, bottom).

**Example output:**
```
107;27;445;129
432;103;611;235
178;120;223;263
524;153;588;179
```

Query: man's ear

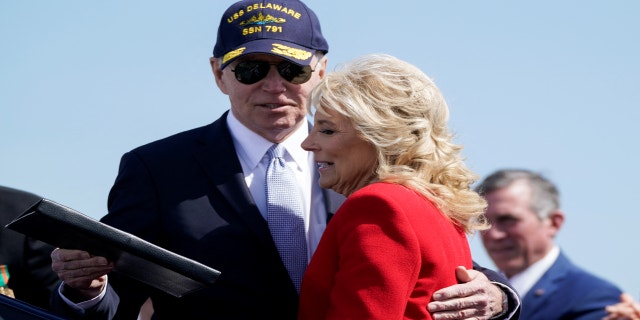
547;210;565;238
210;57;228;94
316;56;328;80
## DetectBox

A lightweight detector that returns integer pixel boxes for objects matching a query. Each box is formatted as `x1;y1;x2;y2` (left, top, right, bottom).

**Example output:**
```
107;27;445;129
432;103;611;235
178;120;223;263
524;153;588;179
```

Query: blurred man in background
477;169;621;319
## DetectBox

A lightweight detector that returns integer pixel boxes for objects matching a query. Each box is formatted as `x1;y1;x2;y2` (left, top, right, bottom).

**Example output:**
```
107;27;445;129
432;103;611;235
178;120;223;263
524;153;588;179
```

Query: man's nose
261;66;287;92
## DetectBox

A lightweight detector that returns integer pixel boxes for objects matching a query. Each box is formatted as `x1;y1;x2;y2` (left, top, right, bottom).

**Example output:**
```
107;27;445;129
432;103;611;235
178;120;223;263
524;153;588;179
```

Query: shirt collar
226;111;310;172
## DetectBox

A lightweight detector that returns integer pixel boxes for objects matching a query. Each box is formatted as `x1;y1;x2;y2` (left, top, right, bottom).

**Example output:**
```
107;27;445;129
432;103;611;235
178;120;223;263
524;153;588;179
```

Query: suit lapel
522;252;571;318
193;112;274;247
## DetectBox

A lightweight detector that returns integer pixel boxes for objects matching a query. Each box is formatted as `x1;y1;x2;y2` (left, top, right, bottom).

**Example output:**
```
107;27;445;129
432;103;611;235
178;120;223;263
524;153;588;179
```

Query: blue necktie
265;144;307;293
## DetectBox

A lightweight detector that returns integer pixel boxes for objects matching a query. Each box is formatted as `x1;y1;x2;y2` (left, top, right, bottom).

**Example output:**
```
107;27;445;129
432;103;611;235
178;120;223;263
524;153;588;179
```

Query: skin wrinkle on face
302;107;378;197
211;53;327;143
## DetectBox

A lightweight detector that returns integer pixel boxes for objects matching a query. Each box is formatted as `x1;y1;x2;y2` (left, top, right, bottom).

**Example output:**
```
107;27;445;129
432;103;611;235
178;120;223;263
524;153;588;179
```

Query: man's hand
603;293;640;320
51;248;114;302
428;266;504;320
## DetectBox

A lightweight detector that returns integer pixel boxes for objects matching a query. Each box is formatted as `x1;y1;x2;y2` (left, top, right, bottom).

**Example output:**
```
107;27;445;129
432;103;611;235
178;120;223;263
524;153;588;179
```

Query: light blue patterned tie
265;144;307;293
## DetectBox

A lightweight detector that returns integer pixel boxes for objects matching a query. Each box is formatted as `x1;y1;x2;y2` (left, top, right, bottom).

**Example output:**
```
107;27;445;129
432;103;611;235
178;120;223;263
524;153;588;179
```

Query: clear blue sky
2;0;639;298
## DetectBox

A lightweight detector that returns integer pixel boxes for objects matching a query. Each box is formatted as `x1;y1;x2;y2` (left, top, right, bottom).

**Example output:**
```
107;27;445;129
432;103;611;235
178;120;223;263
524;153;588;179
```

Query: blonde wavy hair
310;53;488;233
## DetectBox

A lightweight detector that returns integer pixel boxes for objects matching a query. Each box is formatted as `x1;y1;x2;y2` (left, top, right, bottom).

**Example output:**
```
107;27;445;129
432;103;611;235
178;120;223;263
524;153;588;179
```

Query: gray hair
475;169;560;219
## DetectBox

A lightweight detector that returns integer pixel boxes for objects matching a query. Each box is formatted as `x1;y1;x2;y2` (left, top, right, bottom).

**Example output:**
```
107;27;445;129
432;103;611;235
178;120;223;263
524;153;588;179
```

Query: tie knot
267;144;286;160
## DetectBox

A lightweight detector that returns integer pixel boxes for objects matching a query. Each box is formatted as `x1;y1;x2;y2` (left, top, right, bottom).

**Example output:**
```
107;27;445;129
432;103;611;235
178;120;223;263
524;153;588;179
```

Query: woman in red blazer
299;53;489;319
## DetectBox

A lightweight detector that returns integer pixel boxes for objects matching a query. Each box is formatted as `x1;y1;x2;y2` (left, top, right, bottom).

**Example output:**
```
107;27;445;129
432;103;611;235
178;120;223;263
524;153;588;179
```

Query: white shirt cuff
58;276;108;311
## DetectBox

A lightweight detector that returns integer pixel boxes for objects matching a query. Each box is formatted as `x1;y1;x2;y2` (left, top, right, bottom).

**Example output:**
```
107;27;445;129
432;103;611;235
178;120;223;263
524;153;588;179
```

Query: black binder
5;199;220;298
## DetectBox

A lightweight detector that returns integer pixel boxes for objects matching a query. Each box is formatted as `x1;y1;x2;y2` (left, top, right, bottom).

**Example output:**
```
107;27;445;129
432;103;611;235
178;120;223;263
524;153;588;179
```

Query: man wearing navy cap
50;1;520;319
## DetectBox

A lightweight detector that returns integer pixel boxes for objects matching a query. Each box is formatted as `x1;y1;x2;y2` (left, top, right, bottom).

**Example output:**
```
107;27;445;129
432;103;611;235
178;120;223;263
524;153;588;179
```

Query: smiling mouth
317;162;333;169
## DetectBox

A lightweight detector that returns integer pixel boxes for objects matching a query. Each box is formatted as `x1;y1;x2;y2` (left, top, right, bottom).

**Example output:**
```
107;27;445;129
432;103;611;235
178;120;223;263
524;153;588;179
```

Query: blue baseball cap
213;0;329;69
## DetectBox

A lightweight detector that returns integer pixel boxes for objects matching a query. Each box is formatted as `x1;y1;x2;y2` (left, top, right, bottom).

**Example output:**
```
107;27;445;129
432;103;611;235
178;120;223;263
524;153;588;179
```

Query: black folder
4;199;221;298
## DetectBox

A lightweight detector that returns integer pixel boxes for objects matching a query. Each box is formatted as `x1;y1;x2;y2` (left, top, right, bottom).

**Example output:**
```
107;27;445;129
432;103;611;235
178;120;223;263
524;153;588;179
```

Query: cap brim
220;39;316;69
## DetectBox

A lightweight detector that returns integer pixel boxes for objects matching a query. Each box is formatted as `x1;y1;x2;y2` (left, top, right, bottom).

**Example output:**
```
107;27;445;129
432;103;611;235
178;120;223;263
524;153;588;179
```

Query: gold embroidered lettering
242;26;262;35
226;10;245;23
244;3;300;19
265;25;282;33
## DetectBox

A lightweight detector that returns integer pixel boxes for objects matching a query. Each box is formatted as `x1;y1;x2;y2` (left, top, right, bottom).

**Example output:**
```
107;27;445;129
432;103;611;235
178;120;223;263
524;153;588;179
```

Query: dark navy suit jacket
520;251;621;320
52;111;520;319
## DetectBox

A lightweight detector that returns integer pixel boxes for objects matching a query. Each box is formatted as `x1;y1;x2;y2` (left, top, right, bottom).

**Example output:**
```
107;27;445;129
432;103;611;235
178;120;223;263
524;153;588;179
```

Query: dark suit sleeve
102;151;164;319
50;283;119;320
472;261;521;320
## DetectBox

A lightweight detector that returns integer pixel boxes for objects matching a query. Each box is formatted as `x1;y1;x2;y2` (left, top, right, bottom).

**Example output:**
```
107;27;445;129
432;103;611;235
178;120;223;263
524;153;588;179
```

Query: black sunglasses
231;60;318;85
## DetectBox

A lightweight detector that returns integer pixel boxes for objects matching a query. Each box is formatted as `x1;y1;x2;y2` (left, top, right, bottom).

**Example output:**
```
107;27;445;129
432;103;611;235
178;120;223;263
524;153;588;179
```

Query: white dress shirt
226;111;327;260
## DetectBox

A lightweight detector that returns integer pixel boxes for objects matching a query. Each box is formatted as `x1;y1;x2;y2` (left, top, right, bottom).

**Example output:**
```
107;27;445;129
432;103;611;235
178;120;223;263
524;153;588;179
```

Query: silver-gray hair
475;169;560;219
